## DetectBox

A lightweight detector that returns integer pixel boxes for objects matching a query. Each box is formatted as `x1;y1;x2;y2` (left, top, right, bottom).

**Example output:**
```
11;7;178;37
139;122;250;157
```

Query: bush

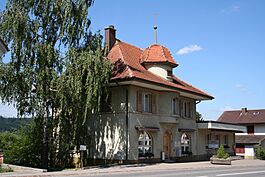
255;146;265;160
216;145;229;159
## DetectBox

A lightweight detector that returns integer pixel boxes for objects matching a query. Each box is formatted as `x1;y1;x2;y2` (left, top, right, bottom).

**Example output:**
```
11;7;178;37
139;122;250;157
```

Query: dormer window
140;44;178;80
167;70;172;77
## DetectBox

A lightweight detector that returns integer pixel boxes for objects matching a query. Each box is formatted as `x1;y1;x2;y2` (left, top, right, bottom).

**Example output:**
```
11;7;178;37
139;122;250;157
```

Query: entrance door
163;131;171;159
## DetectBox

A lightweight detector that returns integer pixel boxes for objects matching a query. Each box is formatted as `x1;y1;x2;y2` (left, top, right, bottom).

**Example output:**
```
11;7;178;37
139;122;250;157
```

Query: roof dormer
140;44;178;81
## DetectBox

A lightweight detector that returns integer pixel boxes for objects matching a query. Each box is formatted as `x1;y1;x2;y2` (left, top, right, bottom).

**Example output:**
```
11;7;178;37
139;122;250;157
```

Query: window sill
141;112;154;115
171;114;180;118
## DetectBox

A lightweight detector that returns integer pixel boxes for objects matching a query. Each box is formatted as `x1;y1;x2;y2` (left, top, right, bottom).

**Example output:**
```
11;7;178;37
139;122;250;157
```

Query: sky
1;0;265;120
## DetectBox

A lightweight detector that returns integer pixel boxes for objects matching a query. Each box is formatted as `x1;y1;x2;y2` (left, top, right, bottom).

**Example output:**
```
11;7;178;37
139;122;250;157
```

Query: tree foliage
216;145;229;159
255;145;265;160
0;0;113;169
0;120;42;167
196;112;203;121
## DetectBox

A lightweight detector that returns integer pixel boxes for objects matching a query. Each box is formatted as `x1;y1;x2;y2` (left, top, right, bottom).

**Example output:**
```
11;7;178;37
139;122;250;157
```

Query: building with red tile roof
88;25;242;164
217;108;265;159
107;29;213;100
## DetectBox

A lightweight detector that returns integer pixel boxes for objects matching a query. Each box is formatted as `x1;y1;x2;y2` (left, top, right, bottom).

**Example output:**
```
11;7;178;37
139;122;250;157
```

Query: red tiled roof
236;135;265;144
140;44;178;66
218;109;265;124
108;40;213;99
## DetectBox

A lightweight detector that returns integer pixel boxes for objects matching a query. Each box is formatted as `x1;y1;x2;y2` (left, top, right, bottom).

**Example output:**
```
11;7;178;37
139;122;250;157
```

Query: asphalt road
2;160;265;177
75;166;265;177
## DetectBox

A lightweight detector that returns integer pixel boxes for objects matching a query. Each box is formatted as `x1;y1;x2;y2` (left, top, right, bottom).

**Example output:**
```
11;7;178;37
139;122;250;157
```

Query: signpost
80;145;86;168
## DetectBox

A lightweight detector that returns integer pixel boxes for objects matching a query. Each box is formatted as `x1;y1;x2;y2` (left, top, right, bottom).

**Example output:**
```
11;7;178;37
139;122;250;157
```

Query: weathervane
154;13;159;44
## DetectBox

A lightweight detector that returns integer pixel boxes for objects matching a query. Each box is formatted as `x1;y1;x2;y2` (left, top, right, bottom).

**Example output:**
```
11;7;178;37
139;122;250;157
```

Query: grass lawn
0;165;13;173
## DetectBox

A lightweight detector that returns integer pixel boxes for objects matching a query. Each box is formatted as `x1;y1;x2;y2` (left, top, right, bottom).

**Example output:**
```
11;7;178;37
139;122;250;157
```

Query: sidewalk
1;159;265;177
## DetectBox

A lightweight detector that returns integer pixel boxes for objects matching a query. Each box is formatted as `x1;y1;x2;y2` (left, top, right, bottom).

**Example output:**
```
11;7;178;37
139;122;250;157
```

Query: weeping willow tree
0;0;112;169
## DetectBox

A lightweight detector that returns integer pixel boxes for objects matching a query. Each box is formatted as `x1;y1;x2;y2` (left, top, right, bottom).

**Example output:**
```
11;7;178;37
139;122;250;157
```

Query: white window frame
138;131;152;158
181;133;191;155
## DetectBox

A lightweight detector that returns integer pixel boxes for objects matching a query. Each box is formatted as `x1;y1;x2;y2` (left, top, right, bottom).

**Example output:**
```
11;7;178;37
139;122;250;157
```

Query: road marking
216;170;265;176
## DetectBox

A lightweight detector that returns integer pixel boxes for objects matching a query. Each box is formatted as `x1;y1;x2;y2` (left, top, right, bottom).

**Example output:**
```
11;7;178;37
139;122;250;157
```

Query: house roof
140;44;178;67
236;135;265;144
217;109;265;124
108;40;213;100
197;121;246;133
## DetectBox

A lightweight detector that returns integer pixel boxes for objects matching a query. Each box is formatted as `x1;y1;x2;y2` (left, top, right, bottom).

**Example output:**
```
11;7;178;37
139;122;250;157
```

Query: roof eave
110;77;214;100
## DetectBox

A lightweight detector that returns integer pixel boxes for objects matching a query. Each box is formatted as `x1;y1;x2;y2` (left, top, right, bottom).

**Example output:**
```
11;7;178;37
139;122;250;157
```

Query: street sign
80;145;86;151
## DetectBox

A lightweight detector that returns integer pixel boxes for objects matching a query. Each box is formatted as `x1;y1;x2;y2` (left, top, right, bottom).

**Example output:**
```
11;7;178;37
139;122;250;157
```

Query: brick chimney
241;107;247;115
104;25;116;51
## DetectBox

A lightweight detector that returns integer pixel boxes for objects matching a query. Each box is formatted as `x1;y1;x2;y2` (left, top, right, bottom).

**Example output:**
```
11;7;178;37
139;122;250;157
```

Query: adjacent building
218;108;265;159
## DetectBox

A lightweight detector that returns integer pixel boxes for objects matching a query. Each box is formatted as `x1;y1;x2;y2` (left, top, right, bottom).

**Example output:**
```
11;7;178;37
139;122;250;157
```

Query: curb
2;163;47;173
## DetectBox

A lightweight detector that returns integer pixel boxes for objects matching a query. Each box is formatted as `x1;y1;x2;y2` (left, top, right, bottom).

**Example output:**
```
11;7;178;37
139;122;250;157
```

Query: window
172;98;180;115
167;70;172;77
224;135;228;145
143;93;151;113
100;92;112;112
247;125;254;134
138;131;152;158
181;133;191;155
183;101;191;117
215;135;220;145
137;91;156;113
206;134;211;145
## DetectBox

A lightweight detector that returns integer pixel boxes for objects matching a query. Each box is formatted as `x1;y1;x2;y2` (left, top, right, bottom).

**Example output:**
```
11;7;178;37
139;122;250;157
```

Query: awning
178;128;195;132
135;126;160;132
197;121;246;133
236;135;265;144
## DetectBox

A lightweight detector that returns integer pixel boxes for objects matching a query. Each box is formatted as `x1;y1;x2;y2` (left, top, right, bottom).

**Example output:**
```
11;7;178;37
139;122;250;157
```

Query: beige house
87;25;243;164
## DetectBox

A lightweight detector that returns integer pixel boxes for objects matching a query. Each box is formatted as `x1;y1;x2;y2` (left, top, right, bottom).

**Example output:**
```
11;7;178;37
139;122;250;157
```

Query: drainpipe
195;100;201;159
125;88;129;164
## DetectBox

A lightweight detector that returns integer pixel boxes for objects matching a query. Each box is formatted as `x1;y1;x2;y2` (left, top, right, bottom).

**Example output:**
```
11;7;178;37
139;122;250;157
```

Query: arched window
138;131;152;158
181;133;191;155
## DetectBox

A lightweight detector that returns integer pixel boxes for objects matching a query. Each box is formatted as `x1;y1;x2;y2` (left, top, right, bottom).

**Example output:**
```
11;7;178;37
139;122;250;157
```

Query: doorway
163;131;171;159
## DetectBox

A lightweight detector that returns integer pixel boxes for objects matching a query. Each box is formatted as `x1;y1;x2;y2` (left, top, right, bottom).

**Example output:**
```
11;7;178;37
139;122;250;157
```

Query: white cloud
221;5;240;14
235;84;247;92
176;44;203;55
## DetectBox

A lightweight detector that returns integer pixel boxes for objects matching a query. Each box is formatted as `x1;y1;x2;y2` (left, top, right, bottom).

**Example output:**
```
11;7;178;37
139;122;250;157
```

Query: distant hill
0;116;32;132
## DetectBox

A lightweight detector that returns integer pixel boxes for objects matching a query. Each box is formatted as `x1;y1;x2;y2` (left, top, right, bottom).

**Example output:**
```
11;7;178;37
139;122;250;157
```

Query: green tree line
0;116;31;132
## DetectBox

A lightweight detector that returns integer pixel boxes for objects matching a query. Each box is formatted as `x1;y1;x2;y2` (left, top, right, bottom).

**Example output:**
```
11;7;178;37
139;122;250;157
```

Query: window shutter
151;94;156;113
137;91;142;112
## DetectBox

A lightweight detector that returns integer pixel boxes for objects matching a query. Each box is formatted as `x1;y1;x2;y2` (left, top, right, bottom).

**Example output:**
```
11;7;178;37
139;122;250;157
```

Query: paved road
78;166;265;177
2;159;265;177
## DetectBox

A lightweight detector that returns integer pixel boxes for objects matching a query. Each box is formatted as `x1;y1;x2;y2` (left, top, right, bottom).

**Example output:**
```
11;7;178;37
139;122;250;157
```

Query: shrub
216;145;229;159
255;145;265;160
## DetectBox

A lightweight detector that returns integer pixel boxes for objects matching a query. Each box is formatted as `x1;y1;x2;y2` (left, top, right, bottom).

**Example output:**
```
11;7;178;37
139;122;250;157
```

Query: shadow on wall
88;113;126;164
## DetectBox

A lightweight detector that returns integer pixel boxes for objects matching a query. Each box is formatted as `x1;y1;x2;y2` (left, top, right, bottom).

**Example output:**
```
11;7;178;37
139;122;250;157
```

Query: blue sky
1;0;265;120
